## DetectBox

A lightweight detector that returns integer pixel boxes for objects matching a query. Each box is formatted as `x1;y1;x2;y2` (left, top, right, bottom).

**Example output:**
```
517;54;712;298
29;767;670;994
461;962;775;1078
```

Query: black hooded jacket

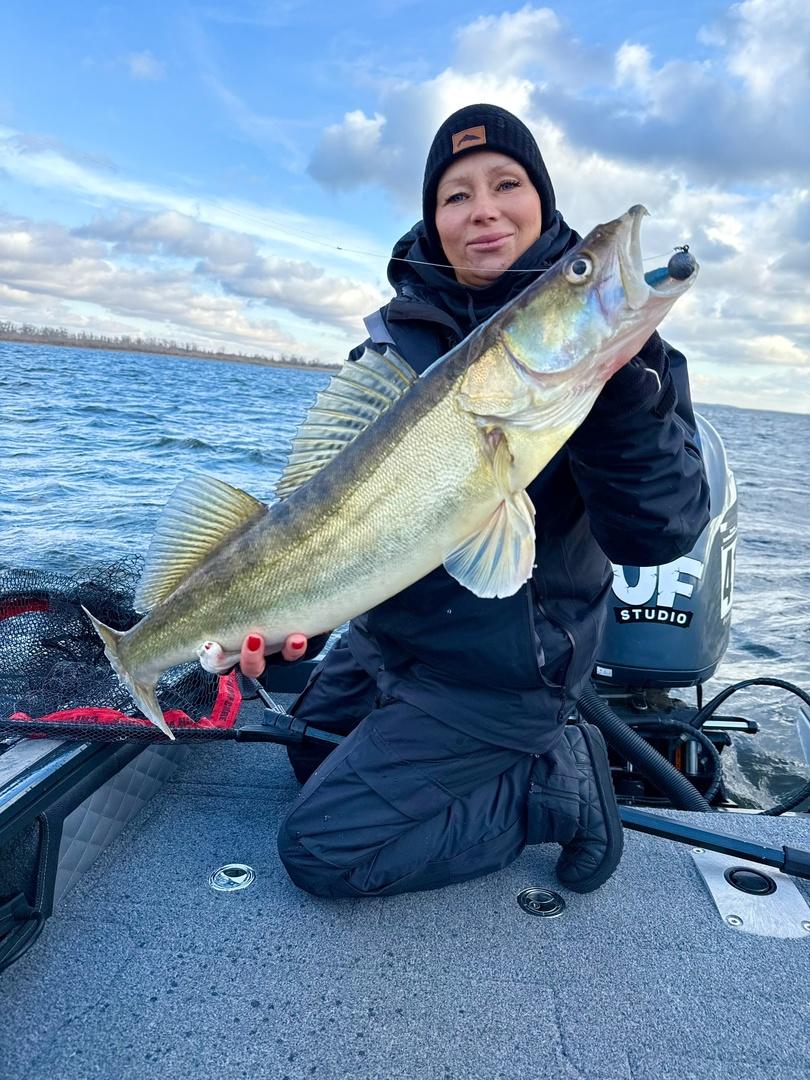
344;214;710;753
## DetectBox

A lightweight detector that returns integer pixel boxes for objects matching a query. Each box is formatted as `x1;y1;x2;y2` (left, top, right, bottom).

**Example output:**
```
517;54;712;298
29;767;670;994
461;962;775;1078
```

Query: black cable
578;684;712;811
690;677;810;815
626;717;724;804
690;677;810;728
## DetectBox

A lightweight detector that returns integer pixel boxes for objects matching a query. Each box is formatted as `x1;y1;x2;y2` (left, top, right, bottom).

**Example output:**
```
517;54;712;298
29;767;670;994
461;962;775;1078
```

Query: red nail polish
290;635;306;651
247;635;262;651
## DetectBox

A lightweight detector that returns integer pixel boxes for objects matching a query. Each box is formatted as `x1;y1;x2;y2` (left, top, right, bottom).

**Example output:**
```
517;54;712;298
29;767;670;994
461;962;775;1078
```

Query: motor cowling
593;413;737;688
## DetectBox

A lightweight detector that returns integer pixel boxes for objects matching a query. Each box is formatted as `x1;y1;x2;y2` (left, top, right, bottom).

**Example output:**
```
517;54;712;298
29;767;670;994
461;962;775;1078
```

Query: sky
0;0;808;413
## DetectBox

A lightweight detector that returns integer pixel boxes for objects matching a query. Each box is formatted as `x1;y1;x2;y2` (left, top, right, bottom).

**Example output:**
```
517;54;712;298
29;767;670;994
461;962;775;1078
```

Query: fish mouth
618;204;698;310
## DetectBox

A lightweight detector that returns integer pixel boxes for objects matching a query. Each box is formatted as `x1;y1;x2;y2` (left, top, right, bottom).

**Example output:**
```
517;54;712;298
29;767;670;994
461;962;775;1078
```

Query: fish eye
564;255;593;283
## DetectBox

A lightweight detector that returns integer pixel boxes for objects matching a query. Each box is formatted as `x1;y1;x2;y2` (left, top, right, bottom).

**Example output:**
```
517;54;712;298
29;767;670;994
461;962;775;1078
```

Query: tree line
0;321;328;369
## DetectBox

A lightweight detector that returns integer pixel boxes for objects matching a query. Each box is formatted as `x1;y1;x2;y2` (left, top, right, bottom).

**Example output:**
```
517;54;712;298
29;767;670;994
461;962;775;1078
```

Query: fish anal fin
135;475;265;612
276;346;418;498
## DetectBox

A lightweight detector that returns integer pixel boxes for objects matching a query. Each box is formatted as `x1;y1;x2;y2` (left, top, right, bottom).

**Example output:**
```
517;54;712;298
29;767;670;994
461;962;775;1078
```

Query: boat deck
4;708;810;1080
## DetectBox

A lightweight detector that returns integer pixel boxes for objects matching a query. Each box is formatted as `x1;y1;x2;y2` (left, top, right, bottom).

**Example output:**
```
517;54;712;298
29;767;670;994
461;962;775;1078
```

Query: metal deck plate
691;847;810;939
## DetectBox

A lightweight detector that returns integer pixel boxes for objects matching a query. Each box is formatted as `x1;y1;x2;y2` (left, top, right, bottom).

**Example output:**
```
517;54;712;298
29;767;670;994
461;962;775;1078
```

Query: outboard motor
594;413;737;690
587;413;741;806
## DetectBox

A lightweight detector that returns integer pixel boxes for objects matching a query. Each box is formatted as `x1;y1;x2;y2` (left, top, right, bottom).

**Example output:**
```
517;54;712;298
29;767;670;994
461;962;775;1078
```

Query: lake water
1;340;808;807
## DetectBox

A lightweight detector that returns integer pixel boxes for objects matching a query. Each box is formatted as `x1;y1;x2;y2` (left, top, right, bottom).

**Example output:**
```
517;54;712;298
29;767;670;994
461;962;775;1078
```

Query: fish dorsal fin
276;346;418;499
135;475;265;611
443;431;536;598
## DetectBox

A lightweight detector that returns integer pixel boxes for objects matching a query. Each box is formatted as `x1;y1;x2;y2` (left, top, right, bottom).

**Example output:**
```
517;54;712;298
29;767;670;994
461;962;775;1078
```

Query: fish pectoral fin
276;345;418;498
135;475;266;612
443;489;536;599
444;429;536;598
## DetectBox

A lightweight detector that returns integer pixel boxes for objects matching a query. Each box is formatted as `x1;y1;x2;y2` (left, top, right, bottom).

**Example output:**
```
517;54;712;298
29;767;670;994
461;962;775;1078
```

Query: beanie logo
452;125;486;154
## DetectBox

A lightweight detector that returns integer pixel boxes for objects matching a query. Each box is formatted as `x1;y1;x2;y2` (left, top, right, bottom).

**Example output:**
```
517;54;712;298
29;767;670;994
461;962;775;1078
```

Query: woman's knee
277;810;355;898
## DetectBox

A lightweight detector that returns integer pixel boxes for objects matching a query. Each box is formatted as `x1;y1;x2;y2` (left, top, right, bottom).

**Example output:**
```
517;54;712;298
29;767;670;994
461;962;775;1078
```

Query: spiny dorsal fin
276;345;417;498
135;475;265;611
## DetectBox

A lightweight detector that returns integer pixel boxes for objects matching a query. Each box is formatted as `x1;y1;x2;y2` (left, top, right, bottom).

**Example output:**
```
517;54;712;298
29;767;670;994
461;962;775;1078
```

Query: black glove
589;331;674;421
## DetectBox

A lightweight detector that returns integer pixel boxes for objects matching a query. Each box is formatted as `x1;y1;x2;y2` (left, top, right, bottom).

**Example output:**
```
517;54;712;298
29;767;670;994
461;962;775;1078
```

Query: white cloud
455;5;611;82
73;209;386;329
307;70;536;205
303;3;809;412
614;42;652;88
0;211;384;360
0;125;381;270
724;0;810;106
537;0;810;182
76;210;259;263
309;111;387;190
127;51;166;81
309;1;810;194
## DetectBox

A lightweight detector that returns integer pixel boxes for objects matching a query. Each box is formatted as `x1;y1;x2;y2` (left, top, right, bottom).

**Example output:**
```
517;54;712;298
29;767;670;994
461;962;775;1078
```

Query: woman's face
434;151;543;288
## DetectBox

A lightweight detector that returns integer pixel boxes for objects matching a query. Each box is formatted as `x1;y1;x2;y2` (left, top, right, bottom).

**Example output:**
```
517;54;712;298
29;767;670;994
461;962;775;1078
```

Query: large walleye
85;205;698;739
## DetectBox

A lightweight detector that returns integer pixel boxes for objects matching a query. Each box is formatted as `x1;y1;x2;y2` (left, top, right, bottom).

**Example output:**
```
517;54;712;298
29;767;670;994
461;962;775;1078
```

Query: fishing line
381;248;687;273
206;200;688;275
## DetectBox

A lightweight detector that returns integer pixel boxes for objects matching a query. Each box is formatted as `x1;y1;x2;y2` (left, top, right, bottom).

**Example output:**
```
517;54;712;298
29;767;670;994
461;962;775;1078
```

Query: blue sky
1;0;808;412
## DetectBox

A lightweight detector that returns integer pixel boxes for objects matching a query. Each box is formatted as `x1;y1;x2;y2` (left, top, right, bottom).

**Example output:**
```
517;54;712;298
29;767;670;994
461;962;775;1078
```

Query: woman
238;104;710;898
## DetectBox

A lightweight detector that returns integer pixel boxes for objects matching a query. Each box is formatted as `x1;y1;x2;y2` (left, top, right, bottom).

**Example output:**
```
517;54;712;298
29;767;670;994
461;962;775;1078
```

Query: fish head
495;204;698;413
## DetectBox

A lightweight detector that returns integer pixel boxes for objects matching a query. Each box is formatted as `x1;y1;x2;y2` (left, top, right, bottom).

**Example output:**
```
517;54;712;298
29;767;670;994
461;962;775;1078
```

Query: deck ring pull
517;887;565;917
209;864;256;892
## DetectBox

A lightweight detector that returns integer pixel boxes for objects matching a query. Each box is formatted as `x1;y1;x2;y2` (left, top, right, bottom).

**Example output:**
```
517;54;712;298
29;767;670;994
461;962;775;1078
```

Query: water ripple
1;346;807;806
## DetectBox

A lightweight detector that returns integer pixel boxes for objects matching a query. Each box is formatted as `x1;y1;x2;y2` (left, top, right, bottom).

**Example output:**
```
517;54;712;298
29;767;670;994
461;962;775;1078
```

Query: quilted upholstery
54;744;187;905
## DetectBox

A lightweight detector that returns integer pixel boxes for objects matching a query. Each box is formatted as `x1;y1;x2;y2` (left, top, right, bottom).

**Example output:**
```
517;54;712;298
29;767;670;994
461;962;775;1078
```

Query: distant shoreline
0;332;338;373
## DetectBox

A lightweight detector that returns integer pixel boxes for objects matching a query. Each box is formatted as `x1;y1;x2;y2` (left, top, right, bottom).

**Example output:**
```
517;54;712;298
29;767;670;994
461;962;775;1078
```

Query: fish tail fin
81;606;175;741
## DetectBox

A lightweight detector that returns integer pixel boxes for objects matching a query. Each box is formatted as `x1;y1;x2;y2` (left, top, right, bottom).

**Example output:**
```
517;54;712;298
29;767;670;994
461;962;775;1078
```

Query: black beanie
421;104;556;257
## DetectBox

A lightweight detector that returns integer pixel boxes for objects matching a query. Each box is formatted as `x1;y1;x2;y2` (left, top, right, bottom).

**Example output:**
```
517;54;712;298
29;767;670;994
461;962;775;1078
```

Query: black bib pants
277;634;550;898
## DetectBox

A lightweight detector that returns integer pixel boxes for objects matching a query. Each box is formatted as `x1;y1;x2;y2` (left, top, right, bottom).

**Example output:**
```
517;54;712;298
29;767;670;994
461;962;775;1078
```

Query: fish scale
83;205;699;738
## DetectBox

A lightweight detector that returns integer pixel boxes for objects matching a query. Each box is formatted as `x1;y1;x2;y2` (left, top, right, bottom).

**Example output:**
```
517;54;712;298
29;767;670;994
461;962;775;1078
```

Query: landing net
0;557;241;742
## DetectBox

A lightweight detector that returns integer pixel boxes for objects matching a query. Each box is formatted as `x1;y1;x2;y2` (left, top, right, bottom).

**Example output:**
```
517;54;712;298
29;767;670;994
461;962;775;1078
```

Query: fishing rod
242;678;810;884
3;657;809;881
2;569;808;880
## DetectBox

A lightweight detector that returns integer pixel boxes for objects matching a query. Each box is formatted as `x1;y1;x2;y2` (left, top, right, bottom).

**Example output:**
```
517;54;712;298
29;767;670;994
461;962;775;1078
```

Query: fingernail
247;635;262;652
290;636;306;651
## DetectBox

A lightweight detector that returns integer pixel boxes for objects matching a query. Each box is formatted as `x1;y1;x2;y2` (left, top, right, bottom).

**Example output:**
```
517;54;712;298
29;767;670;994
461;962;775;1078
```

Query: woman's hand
239;633;308;677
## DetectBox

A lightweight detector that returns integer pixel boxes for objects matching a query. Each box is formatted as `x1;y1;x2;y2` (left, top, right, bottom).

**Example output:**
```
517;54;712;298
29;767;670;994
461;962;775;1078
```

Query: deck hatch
691;848;810;938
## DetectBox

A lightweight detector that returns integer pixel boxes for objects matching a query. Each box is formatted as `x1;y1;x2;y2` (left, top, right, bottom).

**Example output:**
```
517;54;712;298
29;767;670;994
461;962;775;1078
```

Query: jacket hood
386;211;581;337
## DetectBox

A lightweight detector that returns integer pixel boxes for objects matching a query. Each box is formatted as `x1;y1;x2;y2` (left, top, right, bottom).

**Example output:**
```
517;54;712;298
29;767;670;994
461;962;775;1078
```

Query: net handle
0;716;241;743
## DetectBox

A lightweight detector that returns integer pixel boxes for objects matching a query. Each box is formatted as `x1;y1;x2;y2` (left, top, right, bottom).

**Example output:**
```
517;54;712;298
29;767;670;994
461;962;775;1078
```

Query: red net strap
207;670;242;728
0;595;50;620
10;672;242;730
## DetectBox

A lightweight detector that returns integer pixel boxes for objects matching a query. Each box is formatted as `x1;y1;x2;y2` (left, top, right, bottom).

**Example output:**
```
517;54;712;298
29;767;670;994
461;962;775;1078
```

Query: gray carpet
3;729;809;1080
